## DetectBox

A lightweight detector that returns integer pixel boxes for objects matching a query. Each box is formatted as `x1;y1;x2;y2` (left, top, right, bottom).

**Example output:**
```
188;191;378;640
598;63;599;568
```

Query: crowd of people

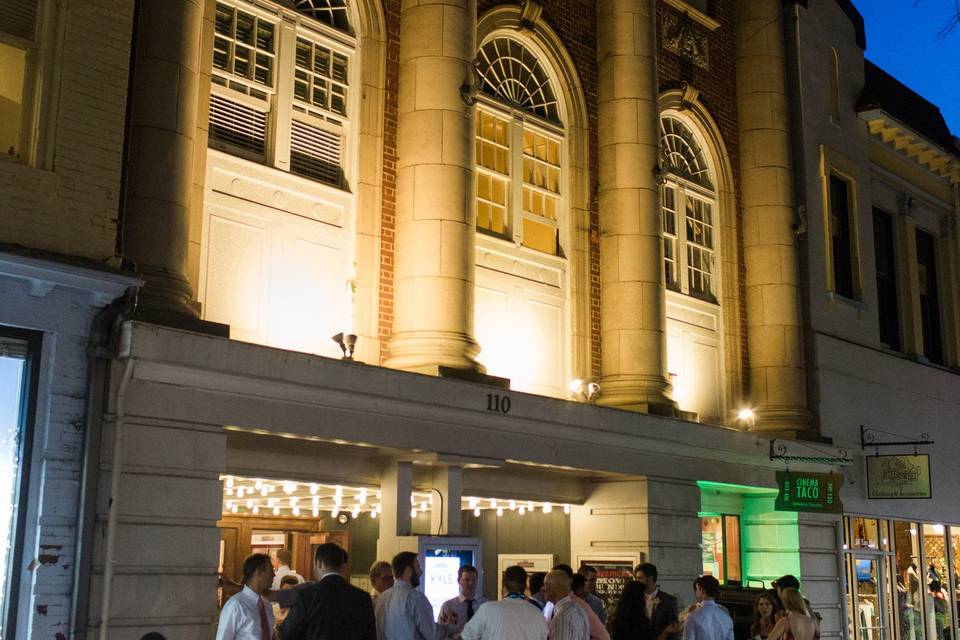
215;545;821;640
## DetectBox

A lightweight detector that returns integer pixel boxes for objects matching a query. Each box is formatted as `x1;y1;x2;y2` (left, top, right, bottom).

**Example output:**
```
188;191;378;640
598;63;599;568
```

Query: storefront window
950;528;960;640
921;524;953;640
854;517;882;550
701;514;741;584
894;521;926;640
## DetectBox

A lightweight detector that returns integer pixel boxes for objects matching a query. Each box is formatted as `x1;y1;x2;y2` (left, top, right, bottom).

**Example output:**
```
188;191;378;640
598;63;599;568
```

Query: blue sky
851;0;960;136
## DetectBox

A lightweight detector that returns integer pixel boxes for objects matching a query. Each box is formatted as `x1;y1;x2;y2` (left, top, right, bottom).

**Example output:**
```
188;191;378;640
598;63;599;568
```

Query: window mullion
678;186;690;294
271;18;296;170
511;116;523;245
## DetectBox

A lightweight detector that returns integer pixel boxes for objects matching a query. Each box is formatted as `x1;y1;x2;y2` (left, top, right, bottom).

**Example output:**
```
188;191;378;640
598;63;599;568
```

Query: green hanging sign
775;471;843;513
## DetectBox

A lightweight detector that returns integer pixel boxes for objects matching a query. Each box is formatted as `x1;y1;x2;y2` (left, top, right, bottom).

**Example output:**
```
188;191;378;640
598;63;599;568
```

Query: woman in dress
610;580;650;640
768;588;819;640
751;591;783;640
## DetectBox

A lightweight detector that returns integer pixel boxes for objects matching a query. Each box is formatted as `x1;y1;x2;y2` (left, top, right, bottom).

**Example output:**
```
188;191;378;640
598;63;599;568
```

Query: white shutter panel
0;0;38;41
289;119;342;187
208;93;268;158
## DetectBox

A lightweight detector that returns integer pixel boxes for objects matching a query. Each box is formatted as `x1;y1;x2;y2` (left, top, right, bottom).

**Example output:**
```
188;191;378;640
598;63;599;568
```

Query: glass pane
314;47;331;77
853;518;882;550
491;205;506;235
0;42;26;158
235;12;254;45
701;515;725;583
895;521;926;640
922;524;953;640
724;515;741;584
0;341;28;622
233;46;250;78
847;557;857;640
521;218;557;255
856;558;882;640
213;37;231;71
332;53;348;83
296;39;311;69
215;4;233;36
256;22;274;52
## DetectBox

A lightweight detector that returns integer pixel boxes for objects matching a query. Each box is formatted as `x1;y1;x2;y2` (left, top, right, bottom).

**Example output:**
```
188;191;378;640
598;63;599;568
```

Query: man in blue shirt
683;576;733;640
375;551;458;640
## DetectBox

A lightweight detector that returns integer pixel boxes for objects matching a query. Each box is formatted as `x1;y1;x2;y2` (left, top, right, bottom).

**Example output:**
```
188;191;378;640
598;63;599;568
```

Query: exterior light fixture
569;379;601;403
331;332;358;360
337;512;351;525
737;408;755;430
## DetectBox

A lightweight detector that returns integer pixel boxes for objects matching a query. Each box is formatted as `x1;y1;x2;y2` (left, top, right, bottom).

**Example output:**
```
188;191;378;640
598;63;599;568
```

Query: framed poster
866;454;932;499
497;554;554;596
576;554;640;619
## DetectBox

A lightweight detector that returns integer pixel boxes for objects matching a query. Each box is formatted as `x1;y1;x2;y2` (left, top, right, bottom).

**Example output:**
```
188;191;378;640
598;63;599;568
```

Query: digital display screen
423;547;475;621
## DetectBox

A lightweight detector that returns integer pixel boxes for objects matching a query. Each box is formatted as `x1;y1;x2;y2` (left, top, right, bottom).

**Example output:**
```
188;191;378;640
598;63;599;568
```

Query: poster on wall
497;554;555;596
577;556;638;619
866;454;932;499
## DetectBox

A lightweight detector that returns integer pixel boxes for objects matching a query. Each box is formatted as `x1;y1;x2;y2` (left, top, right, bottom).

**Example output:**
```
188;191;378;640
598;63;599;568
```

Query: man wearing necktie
217;553;277;640
439;565;487;636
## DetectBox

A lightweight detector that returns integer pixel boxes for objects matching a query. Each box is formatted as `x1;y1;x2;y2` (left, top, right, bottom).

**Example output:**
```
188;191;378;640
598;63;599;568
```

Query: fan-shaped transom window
661;115;712;190
293;0;350;33
660;115;717;300
477;38;560;124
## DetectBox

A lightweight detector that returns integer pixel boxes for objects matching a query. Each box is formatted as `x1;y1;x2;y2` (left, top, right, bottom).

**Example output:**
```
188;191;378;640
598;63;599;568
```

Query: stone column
430;466;463;535
377;460;417;560
596;0;673;412
123;0;203;318
385;0;482;374
735;0;810;433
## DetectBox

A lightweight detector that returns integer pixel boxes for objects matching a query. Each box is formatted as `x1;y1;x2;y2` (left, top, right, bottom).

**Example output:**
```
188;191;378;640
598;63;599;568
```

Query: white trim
0;252;141;305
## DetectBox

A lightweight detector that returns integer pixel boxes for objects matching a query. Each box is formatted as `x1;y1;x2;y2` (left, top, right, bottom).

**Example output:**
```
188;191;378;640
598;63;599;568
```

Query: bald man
544;570;589;640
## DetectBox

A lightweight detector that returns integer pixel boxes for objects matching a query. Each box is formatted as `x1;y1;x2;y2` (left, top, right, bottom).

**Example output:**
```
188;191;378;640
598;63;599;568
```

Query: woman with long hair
751;591;783;639
768;588;819;640
610;580;651;640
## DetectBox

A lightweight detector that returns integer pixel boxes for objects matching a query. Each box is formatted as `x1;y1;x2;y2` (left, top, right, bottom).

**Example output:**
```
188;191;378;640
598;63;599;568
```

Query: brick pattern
656;0;748;392
378;0;400;364
0;0;133;264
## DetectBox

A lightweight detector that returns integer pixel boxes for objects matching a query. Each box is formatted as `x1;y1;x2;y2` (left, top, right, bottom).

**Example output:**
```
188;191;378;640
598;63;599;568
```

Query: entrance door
852;556;889;640
292;531;349;581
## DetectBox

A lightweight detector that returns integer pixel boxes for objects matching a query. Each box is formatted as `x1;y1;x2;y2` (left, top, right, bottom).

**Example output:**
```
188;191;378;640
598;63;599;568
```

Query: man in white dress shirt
682;576;733;640
375;551;459;640
438;564;486;636
459;565;547;640
217;553;277;640
545;570;589;640
272;549;304;590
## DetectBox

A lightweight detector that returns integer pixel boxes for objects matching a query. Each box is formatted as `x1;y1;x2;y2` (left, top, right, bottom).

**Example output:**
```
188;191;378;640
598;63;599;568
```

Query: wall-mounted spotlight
569;379;601;403
331;332;358;360
737;407;755;430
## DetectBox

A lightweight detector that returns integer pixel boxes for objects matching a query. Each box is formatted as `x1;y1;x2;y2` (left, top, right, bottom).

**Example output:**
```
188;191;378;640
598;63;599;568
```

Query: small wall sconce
737;407;755;430
569;379;601;403
332;332;358;360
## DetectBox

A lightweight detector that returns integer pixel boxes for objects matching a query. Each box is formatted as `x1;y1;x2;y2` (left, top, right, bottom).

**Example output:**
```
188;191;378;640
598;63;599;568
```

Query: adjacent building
1;0;958;639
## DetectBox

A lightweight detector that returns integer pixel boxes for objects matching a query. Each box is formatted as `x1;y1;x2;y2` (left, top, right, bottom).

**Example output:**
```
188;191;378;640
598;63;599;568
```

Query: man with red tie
217;553;277;640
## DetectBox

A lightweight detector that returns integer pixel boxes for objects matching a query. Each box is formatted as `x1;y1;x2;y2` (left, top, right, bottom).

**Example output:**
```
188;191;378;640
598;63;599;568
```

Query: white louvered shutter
0;0;38;41
290;119;342;187
209;93;268;158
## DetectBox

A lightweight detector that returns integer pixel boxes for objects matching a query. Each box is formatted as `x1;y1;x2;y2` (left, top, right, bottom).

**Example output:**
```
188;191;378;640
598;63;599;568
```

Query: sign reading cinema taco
866;454;932;499
775;471;843;513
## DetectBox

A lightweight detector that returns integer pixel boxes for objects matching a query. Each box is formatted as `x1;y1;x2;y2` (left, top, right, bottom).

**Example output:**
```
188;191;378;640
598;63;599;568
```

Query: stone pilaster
430;466;463;535
377;460;416;560
385;0;482;374
123;0;204;318
734;0;810;433
596;0;673;412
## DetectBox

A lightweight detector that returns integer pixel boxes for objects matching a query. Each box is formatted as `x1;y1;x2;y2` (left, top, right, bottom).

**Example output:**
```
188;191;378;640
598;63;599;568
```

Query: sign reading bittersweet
775;471;843;513
866;454;932;499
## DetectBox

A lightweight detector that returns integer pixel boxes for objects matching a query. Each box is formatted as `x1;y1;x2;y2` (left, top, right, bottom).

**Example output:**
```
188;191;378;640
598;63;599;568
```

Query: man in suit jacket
634;563;679;640
280;543;376;640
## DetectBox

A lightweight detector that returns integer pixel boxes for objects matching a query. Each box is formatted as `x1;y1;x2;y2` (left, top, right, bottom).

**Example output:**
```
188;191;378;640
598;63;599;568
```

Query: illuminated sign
424;555;464;621
866;454;931;499
775;471;843;513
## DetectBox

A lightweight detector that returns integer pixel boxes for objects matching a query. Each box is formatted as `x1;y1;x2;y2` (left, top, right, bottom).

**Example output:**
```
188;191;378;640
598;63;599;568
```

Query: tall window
0;0;39;161
915;229;943;364
0;329;39;635
472;36;567;397
660;116;717;301
829;174;856;299
700;514;741;585
210;0;352;188
873;208;900;350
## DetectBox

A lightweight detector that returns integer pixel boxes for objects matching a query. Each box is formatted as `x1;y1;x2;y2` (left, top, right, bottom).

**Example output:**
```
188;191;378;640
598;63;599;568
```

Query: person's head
242;553;275;594
553;563;574;579
458;564;479;598
571;573;588;599
579;565;598;595
754;591;781;621
773;574;800;600
780;587;807;615
544;569;572;604
315;542;346;577
503;565;528;596
392;551;422;588
369;560;394;594
930;579;943;594
276;549;293;568
529;572;546;599
614;581;648;623
634;563;659;594
693;575;720;603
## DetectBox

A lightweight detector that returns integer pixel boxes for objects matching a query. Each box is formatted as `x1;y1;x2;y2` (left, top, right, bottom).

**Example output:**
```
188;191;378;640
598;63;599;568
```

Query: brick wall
0;0;132;264
378;0;400;364
657;0;748;391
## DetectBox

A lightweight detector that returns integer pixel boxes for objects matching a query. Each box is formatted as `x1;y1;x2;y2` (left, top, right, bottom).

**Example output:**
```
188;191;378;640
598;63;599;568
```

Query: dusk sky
852;0;960;137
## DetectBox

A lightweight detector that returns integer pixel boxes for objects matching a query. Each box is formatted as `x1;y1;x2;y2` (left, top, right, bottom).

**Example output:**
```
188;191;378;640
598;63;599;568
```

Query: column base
753;405;812;436
130;307;230;338
597;374;678;415
385;331;485;375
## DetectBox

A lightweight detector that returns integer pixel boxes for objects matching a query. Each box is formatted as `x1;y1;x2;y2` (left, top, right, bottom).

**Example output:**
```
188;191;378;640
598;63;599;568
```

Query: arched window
293;0;351;33
660;115;716;301
473;36;568;397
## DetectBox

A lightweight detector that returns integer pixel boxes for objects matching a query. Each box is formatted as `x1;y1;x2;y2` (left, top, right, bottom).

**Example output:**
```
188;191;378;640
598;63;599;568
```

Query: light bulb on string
410;508;417;518
293;506;301;516
370;510;377;519
273;506;280;515
252;505;259;514
352;506;360;518
543;503;552;514
255;479;263;490
332;507;340;517
226;477;234;488
226;487;234;496
490;499;498;509
509;500;516;511
236;487;244;498
496;507;504;517
359;488;367;505
473;507;481;517
312;506;319;517
420;502;428;512
519;506;526;515
261;486;269;497
310;483;318;495
563;504;571;514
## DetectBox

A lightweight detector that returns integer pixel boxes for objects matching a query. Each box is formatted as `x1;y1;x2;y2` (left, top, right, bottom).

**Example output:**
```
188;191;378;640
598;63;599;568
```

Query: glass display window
894;521;926;640
854;517;882;550
700;514;741;585
921;524;953;640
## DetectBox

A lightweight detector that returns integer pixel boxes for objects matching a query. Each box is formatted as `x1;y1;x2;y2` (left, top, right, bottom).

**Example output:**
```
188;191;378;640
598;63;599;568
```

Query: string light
509;500;516;511
226;477;234;488
261;486;269;497
332;507;340;518
284;482;296;495
468;498;479;509
490;499;498;509
376;503;382;514
473;507;481;517
293;506;301;516
310;483;318;495
352;506;360;518
527;501;534;511
312;506;319;517
410;508;417;518
252;505;259;514
563;504;571;514
370;510;377;519
420;502;428;512
255;479;263;490
519;506;526;515
543;503;552;514
272;506;280;515
359;488;367;505
496;507;504;517
226;487;234;496
246;500;254;509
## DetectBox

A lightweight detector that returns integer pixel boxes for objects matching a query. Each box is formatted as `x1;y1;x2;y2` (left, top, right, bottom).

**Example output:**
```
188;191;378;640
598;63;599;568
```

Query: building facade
1;0;959;638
